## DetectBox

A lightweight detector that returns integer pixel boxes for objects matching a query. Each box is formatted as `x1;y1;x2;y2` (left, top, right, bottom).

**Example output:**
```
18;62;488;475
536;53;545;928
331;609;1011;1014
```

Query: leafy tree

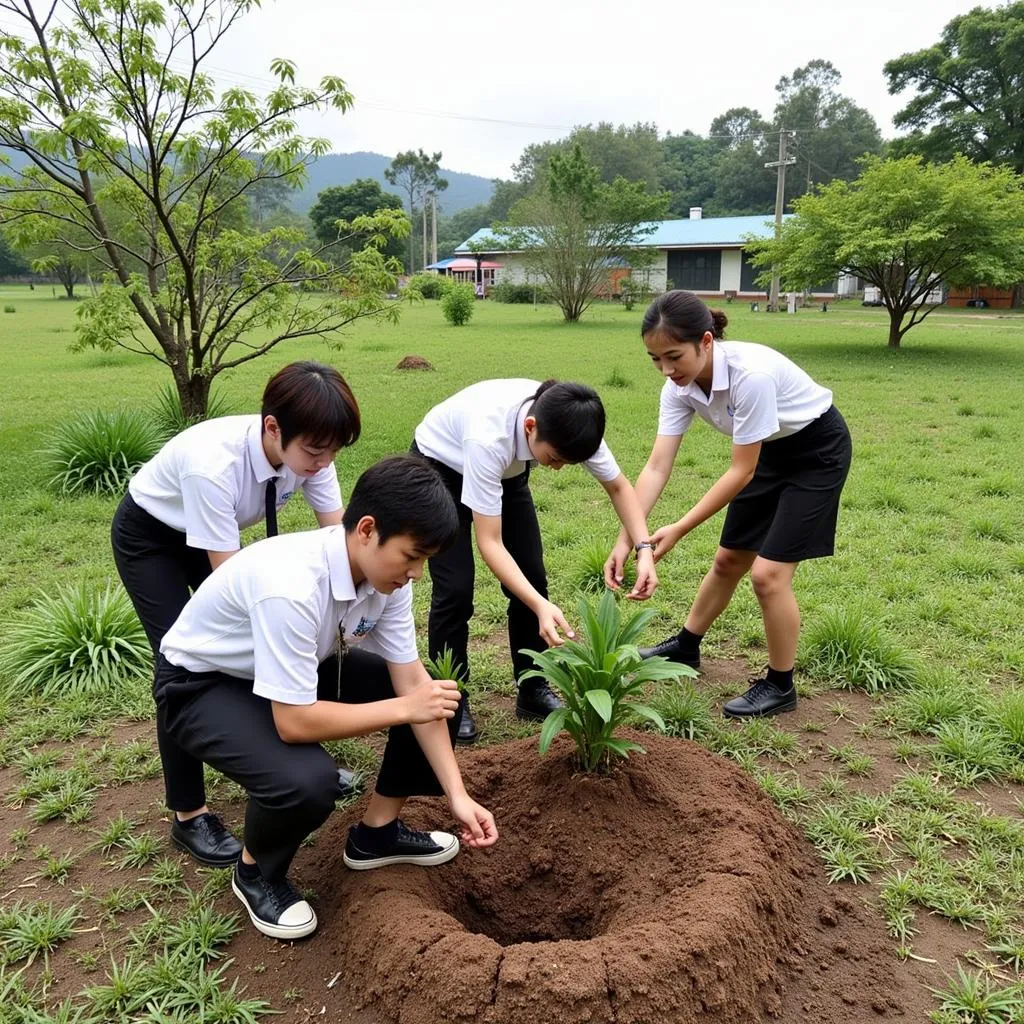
384;149;448;273
0;233;29;276
705;107;776;215
0;0;408;417
884;4;1024;172
309;179;403;258
661;131;718;216
773;61;883;204
746;155;1024;348
502;144;668;322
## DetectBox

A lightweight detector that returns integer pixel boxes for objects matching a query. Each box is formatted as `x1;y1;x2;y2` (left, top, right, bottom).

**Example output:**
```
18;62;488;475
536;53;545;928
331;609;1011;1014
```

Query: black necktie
265;478;278;538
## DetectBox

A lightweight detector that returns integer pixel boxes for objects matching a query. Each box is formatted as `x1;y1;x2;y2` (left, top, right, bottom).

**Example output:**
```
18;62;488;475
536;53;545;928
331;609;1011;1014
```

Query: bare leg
683;547;758;635
361;794;406;827
750;557;800;669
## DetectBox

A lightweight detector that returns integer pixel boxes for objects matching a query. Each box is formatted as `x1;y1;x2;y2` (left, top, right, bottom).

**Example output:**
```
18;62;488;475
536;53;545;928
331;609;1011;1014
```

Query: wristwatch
635;541;654;554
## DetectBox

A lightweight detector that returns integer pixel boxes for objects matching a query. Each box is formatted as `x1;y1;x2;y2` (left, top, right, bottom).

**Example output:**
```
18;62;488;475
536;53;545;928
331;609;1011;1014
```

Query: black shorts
720;405;852;563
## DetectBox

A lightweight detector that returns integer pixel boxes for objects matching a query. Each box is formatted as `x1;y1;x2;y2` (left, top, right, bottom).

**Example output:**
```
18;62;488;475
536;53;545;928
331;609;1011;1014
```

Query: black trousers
155;647;461;882
411;442;547;686
111;493;212;811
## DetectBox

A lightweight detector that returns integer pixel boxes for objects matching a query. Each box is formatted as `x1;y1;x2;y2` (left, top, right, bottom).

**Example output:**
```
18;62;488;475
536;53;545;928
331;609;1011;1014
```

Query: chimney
689;207;703;220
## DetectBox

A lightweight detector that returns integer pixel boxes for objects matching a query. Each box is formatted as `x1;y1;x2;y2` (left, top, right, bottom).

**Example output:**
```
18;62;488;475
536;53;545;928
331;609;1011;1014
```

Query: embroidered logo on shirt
351;617;376;638
278;491;294;504
726;404;735;418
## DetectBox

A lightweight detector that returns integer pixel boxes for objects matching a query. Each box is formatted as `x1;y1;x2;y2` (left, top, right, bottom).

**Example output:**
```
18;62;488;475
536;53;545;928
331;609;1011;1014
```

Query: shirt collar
247;416;279;483
513;400;534;464
678;342;730;403
325;527;359;602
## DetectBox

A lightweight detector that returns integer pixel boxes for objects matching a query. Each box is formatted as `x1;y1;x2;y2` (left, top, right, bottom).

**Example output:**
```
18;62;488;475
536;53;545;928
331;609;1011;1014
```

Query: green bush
0;582;151;700
620;277;652;312
45;409;162;496
407;272;452;300
440;282;475;326
491;280;549;304
521;589;696;772
149;383;233;443
3;304;15;313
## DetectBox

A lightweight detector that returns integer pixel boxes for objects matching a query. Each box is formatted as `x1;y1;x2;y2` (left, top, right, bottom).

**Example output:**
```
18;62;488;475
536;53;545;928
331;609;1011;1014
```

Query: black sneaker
456;694;479;746
722;677;797;719
343;819;459;871
515;681;563;721
170;812;242;868
637;635;701;668
231;863;317;940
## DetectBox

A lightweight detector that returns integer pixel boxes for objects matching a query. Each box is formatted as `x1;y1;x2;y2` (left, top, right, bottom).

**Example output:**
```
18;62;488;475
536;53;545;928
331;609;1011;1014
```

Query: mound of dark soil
395;355;434;370
300;733;916;1024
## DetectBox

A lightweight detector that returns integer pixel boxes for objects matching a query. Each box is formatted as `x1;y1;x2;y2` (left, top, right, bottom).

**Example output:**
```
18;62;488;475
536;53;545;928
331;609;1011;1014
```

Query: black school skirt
720;405;852;563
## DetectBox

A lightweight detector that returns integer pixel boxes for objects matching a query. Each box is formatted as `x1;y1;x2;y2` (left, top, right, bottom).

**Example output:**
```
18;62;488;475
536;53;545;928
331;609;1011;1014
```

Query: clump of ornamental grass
0;582;150;700
149;383;233;443
45;409;162;496
521;589;697;773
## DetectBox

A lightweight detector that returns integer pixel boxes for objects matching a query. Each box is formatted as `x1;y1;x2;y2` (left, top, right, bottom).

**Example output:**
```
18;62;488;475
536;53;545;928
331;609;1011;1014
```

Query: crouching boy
155;455;499;940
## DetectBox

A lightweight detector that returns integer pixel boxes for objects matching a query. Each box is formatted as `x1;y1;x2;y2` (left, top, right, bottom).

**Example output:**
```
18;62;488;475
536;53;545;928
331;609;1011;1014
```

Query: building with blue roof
453;209;844;298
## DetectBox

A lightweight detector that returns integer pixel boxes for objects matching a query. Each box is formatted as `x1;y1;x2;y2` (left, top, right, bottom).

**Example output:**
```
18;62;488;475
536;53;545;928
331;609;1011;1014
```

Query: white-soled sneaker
231;863;317;940
343;819;459;871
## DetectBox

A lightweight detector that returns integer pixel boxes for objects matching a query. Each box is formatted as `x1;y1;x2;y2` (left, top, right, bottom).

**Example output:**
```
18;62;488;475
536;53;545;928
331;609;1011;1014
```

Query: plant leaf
585;688;613;722
538;708;568;755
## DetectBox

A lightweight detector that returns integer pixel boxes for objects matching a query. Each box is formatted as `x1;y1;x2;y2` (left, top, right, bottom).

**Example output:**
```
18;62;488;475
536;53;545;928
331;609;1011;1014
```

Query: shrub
149;383;233;443
407;272;451;300
521;589;697;772
3;304;14;313
440;282;475;326
491;280;549;304
620;277;651;312
801;604;917;693
0;582;151;700
45;409;162;496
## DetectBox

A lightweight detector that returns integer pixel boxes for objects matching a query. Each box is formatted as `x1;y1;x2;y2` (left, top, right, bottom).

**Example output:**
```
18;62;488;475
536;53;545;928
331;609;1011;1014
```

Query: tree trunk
887;310;903;348
62;280;75;299
177;373;212;420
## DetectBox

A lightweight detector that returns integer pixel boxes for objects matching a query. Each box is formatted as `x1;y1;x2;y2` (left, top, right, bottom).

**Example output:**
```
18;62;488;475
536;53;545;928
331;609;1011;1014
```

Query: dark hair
527;379;606;464
261;361;361;450
342;455;458;553
641;290;727;346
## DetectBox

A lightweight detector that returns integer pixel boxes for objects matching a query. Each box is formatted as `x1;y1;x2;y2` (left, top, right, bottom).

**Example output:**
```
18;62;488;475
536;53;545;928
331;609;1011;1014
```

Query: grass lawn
0;285;1022;1020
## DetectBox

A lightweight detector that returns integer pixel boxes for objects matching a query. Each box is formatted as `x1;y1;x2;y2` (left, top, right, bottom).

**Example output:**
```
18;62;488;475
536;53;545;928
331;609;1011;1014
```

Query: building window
667;249;722;291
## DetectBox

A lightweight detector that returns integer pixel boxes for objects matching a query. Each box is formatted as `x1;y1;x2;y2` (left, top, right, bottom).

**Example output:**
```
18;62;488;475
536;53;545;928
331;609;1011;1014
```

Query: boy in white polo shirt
156;455;498;940
607;290;852;718
112;362;361;869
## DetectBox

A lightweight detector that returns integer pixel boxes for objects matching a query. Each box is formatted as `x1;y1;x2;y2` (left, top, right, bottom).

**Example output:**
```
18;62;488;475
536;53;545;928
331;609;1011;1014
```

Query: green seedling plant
424;646;468;694
520;589;696;773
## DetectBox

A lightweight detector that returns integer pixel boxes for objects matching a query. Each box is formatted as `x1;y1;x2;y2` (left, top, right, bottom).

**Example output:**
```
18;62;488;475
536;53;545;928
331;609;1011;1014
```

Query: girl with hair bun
413;378;657;742
606;290;852;719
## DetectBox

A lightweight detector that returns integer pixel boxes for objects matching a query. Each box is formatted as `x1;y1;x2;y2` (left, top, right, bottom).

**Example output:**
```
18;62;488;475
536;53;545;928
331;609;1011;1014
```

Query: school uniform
411;379;621;700
155;527;460;885
110;414;343;814
657;341;851;562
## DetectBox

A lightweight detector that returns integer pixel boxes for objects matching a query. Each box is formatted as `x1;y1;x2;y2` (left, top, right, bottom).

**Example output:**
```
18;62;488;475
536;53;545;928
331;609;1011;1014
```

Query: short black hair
262;361;361;450
342;455;458;552
529;380;605;463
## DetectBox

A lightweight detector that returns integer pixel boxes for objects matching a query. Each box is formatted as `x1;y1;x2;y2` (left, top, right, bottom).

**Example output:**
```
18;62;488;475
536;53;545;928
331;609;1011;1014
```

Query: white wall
494;251;670;292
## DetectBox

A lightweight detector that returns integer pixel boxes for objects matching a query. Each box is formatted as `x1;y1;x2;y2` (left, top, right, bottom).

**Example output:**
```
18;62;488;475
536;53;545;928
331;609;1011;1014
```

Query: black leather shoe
337;767;363;799
515;682;563;721
638;635;700;667
170;812;242;868
722;678;797;719
231;863;317;940
456;694;479;746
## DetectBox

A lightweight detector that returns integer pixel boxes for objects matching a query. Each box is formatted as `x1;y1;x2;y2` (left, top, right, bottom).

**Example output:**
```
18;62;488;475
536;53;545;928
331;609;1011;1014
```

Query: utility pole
431;191;438;267
422;195;429;271
765;128;796;312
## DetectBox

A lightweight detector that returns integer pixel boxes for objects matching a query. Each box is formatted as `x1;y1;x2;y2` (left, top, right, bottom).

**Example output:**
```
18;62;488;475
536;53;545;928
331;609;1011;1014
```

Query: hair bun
710;310;728;339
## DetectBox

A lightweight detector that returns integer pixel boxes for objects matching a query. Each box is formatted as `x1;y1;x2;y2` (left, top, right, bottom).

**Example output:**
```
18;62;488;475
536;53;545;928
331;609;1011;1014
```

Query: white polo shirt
160;527;418;705
129;415;343;551
658;341;832;445
414;378;622;516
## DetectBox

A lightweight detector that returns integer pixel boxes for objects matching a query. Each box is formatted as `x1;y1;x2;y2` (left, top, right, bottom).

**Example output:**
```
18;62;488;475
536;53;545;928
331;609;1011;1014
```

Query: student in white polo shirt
156;455;498;940
111;362;360;869
412;379;658;743
606;290;852;718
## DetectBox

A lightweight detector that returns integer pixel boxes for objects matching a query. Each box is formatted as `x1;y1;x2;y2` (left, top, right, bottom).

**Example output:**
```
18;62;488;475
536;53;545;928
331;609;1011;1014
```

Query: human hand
536;600;575;647
604;539;633;591
650;522;685;563
628;548;658;600
404;678;461;724
449;793;499;849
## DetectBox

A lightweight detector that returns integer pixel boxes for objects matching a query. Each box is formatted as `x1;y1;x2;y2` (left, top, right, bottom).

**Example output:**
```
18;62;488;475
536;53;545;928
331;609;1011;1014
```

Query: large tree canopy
746;155;1024;348
309;179;403;259
0;0;407;416
885;3;1024;172
501;144;668;323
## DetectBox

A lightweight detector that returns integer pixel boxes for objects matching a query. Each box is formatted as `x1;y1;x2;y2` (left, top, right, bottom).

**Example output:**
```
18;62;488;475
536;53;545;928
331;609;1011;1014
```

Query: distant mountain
297;152;494;215
1;147;495;216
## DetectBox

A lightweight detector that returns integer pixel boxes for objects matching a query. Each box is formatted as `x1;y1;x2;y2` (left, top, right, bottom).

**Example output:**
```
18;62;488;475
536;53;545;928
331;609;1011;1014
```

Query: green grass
2;289;1024;1018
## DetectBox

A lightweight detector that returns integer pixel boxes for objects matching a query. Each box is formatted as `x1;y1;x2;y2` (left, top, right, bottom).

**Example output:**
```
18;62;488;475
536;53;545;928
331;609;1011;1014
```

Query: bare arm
207;548;238;570
315;508;343;528
600;473;657;599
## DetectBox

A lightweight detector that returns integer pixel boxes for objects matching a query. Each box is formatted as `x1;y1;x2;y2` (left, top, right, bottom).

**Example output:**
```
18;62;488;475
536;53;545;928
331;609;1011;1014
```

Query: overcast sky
3;0;987;179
